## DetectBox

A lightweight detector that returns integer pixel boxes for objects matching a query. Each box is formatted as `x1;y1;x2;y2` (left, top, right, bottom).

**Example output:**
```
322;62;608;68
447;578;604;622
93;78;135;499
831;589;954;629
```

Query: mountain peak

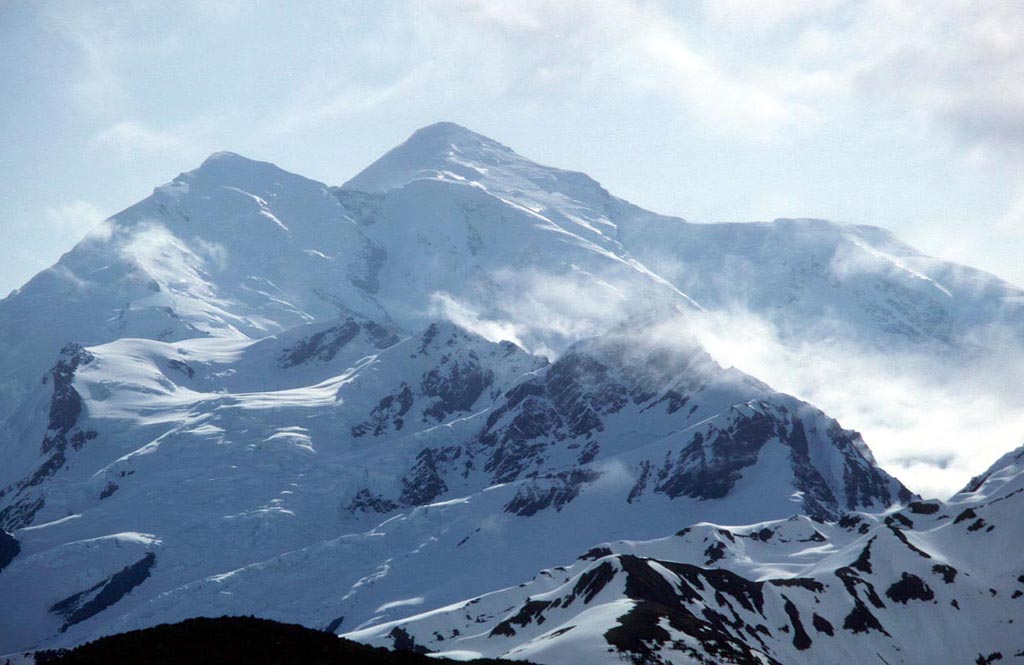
201;150;252;164
406;121;505;148
189;151;288;180
340;121;616;225
341;121;521;194
160;151;326;201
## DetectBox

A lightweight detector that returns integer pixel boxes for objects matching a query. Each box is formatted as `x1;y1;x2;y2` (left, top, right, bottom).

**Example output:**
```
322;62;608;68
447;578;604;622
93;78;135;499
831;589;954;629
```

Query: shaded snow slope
0;318;907;654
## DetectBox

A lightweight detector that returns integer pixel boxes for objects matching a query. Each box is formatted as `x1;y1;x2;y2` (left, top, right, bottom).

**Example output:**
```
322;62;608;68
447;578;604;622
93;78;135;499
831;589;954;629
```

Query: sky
2;0;1023;299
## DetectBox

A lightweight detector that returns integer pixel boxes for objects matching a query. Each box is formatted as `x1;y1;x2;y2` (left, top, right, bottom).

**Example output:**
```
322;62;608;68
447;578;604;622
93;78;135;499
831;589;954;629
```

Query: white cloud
45;200;106;239
46;1;1024;159
90;120;187;157
410;0;825;142
428;292;526;349
702;0;846;31
45;4;130;115
270;64;435;135
537;0;1024;157
778;1;1024;156
687;307;1024;499
999;190;1024;235
882;3;1024;153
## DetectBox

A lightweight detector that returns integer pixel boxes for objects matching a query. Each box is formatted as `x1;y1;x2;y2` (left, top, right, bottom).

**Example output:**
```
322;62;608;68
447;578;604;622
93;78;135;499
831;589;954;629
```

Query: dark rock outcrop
50;553;156;632
0;344;97;529
280;318;398;368
398;449;451;506
352;384;415;438
503;468;600;517
0;529;19;573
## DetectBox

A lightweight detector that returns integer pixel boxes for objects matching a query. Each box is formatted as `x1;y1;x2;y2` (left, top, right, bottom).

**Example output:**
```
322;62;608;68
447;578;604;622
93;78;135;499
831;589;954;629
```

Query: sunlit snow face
5;1;1024;302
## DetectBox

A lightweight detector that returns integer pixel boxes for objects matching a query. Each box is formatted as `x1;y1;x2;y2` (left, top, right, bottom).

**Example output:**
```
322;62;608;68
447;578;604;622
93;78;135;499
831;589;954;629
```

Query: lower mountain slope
0;313;908;655
347;443;1024;664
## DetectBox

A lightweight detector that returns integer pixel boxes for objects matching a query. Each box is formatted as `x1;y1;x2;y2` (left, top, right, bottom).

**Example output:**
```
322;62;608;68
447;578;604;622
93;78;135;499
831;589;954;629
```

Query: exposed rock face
654;408;778;501
466;329;910;521
346;489;399;515
280;318;399;368
352;384;415;438
0;529;19;573
44;344;95;443
421;354;493;422
0;343;97;530
51;553;157;632
399;449;450;507
503;469;601;517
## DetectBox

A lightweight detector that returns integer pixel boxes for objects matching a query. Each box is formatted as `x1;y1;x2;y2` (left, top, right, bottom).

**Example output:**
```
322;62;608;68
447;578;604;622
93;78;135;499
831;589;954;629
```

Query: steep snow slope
0;317;907;654
342;122;1024;352
0;153;381;424
341;121;633;259
348;443;1024;664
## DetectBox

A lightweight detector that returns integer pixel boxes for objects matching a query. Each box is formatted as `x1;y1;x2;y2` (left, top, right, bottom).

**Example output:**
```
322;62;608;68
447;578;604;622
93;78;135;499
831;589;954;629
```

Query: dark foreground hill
29;616;524;665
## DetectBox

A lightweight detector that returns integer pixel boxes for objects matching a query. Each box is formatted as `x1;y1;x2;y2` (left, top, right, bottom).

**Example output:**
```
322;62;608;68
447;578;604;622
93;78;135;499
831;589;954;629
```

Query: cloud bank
428;262;1024;500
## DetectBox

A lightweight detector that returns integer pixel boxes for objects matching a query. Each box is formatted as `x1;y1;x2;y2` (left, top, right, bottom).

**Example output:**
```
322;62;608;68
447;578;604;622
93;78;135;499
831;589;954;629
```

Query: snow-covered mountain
3;123;1022;417
1;122;1021;660
347;443;1024;664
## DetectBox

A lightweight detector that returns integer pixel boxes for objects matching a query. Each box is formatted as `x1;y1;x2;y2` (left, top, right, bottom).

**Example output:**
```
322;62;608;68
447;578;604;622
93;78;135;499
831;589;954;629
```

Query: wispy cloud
431;0;1024;155
90;120;188;158
40;1;1024;161
45;200;106;239
999;190;1024;236
270;64;435;135
722;0;1024;157
856;2;1024;155
419;0;824;142
44;3;132;115
425;265;665;360
429;291;526;349
427;253;1024;500
687;306;1024;499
